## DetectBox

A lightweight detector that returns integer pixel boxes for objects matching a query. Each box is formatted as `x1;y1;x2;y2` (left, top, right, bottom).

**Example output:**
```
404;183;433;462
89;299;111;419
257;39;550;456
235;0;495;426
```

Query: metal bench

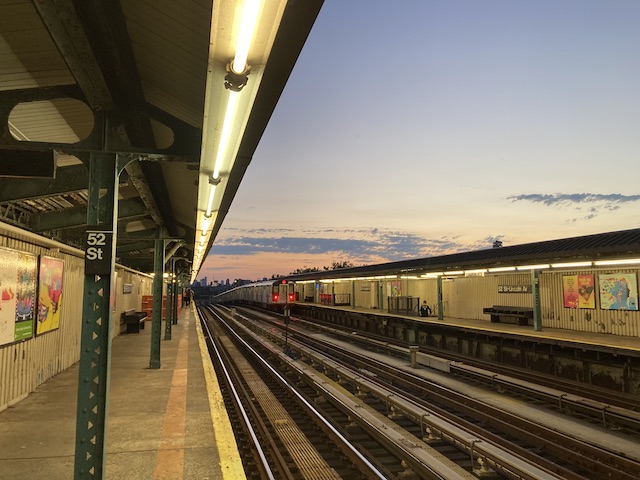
121;308;148;333
482;305;533;326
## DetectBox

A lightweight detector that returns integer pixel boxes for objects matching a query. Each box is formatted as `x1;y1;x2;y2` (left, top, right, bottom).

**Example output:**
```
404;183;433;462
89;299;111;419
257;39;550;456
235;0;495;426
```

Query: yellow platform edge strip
194;307;247;480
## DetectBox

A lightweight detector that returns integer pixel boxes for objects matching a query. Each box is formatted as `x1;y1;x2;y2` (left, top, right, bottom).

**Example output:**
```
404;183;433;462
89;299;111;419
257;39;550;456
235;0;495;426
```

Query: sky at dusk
200;0;640;283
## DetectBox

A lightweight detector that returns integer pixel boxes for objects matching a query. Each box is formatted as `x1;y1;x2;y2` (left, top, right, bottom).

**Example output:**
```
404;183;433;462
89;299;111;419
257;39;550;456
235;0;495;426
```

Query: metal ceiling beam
32;198;148;232
30;0;114;110
71;0;179;238
0;165;88;203
116;241;154;255
33;0;178;239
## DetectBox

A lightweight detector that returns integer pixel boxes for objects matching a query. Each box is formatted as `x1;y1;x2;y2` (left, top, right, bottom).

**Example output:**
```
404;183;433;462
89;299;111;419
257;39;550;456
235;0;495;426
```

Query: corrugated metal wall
444;273;532;320
541;269;640;337
0;229;153;411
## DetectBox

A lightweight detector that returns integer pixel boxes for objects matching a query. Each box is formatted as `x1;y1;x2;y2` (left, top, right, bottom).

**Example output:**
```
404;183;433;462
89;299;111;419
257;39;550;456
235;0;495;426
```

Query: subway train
216;279;296;311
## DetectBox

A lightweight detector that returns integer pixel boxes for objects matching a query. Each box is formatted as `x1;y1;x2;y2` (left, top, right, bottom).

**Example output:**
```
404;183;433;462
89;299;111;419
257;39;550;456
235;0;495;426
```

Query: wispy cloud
210;228;488;263
507;193;640;221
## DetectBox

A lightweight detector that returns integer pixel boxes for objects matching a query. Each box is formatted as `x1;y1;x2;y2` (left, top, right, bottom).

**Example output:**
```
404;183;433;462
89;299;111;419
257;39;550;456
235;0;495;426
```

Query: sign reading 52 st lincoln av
497;285;532;294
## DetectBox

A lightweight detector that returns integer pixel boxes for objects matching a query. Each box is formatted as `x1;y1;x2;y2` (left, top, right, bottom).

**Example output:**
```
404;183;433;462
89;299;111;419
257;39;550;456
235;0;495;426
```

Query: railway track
281;309;640;433
226;304;640;479
201;305;463;479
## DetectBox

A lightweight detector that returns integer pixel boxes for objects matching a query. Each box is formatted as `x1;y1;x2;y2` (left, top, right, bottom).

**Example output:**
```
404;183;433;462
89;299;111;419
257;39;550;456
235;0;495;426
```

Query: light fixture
488;266;516;272
550;261;593;268
233;0;261;70
594;258;640;266
516;264;550;270
443;270;464;276
205;175;221;217
422;272;443;278
225;63;251;92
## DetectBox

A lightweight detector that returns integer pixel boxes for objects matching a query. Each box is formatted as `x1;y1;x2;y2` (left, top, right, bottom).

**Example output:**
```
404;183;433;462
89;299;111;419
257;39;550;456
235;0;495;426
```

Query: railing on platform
388;296;420;316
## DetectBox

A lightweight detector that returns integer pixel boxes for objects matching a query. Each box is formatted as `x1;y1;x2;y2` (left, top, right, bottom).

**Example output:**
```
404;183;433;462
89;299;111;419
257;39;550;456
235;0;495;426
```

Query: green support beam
437;276;444;320
532;269;542;331
164;258;174;340
150;236;164;368
74;153;119;479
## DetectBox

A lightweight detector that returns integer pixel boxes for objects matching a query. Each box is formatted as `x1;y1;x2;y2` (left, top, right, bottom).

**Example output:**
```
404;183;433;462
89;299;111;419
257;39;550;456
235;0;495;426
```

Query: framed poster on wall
0;247;37;346
36;256;65;335
598;273;638;311
562;274;595;309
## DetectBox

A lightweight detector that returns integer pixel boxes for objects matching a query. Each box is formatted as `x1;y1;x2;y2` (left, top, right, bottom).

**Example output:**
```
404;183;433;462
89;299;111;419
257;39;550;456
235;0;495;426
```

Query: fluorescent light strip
550;261;593;268
516;264;550;270
594;258;640;266
488;266;516;272
443;270;464;276
205;184;217;217
232;0;262;73
213;91;239;179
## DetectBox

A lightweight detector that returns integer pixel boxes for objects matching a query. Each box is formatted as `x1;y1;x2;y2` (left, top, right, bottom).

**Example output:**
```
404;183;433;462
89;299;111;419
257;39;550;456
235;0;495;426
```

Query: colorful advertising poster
563;274;595;309
562;275;578;308
36;257;65;335
577;274;595;309
0;247;37;346
598;273;638;311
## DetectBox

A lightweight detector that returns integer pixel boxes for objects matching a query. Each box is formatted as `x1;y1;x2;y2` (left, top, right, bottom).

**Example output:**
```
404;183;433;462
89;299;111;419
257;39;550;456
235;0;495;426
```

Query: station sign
85;229;114;275
497;285;532;294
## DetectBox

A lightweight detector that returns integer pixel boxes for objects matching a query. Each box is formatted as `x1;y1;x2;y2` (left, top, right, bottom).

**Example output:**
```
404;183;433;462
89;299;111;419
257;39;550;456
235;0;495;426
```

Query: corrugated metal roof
288;228;640;281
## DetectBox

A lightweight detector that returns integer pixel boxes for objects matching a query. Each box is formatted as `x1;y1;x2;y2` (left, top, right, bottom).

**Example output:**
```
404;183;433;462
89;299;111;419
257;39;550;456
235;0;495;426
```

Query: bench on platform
121;308;148;333
483;305;533;326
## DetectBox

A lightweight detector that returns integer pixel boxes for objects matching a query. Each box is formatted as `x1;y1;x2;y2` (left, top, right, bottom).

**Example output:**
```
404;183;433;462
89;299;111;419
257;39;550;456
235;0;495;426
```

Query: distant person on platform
420;301;432;317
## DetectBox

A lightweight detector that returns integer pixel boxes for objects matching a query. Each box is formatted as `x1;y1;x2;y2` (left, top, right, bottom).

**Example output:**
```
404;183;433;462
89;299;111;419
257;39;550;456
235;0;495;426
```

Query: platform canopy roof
0;0;323;280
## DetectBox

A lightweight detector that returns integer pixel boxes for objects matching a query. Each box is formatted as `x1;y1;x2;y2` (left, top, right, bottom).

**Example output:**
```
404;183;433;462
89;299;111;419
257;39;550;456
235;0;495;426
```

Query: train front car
270;279;296;311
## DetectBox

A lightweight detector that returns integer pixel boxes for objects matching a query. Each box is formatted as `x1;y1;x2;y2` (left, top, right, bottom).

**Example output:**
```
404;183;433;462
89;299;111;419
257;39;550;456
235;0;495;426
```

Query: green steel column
531;269;542;331
437;276;444;320
172;275;179;324
351;281;355;309
164;280;173;340
150;237;165;368
74;153;118;479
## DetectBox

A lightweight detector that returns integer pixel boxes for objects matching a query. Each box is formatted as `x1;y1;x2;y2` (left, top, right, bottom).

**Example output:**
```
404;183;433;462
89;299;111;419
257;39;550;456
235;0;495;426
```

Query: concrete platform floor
0;307;245;480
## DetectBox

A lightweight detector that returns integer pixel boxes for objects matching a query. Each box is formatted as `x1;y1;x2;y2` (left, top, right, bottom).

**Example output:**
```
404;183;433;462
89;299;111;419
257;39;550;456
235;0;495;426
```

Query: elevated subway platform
0;308;244;480
293;303;640;395
299;303;640;354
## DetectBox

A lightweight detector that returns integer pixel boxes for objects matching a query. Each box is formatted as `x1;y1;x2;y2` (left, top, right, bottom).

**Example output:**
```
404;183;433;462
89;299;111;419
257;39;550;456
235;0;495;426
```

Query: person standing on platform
420;301;432;317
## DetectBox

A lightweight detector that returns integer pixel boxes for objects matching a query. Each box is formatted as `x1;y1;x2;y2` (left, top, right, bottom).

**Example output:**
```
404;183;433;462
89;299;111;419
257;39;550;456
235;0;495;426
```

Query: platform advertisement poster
36;256;65;335
563;274;595;309
562;275;578;308
577;274;595;309
0;247;37;346
598;273;638;311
